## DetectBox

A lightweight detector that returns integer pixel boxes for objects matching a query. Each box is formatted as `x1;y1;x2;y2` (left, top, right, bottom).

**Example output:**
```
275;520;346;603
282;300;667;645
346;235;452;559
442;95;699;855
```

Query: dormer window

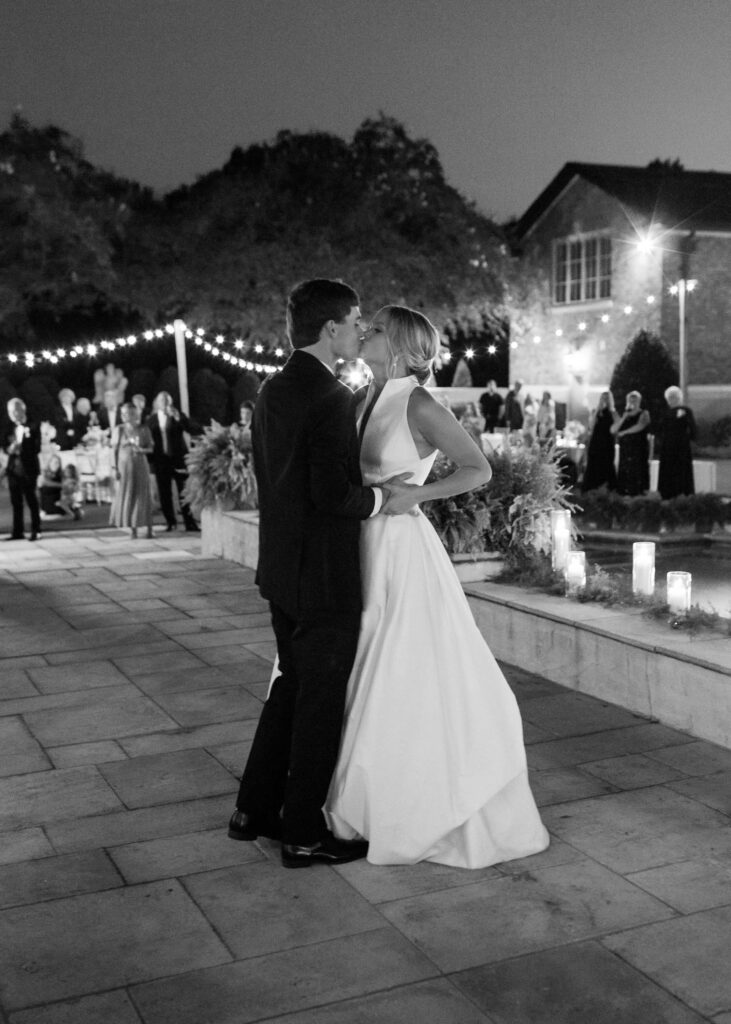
554;234;612;304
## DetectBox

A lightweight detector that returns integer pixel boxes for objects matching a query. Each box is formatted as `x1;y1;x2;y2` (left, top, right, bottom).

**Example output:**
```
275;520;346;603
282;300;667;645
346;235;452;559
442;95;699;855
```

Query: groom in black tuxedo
3;398;41;541
228;278;409;867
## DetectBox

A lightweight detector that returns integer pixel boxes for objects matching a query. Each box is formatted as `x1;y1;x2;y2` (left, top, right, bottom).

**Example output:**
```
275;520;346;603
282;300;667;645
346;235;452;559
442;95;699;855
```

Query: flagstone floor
0;528;729;1024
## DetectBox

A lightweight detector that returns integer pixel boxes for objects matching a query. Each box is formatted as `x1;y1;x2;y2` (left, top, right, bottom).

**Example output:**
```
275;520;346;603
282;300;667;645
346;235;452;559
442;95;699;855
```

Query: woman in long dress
109;402;154;538
657;385;696;499
326;306;549;868
612;390;651;496
582;391;618;492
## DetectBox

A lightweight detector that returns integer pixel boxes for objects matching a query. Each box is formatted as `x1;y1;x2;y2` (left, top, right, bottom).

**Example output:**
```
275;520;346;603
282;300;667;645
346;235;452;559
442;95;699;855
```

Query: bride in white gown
326;305;549;868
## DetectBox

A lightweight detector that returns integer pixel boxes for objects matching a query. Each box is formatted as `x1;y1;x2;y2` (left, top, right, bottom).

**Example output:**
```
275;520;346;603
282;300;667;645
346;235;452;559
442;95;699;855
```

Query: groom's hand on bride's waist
381;473;420;516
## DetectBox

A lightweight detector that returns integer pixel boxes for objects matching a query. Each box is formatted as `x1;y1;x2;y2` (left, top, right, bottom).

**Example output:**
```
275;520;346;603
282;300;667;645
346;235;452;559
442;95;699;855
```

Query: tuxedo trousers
152;456;195;528
8;471;40;537
236;601;360;845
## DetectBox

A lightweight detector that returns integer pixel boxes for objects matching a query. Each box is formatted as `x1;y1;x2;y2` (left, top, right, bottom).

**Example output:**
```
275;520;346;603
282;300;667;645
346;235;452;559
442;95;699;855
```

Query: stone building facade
510;164;731;411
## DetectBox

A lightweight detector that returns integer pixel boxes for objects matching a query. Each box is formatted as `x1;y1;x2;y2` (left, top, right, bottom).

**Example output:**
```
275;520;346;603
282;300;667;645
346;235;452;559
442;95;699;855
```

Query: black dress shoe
29;532;40;541
4;534;24;541
165;523;177;532
281;833;368;869
228;810;281;842
184;521;200;533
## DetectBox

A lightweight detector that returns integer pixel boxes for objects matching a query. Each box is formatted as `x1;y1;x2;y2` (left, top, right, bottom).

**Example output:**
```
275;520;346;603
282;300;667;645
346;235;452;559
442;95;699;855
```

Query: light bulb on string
465;348;475;359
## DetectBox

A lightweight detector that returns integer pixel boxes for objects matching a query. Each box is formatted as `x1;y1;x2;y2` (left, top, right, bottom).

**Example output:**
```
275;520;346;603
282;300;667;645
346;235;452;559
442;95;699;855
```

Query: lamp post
676;232;696;395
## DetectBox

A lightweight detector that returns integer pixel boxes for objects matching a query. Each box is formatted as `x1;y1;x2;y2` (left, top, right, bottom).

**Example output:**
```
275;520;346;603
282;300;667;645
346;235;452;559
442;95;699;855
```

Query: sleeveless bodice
358;376;436;487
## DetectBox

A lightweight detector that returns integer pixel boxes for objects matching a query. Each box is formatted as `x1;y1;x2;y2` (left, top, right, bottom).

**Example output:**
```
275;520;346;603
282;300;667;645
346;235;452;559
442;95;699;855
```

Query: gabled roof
515;162;731;239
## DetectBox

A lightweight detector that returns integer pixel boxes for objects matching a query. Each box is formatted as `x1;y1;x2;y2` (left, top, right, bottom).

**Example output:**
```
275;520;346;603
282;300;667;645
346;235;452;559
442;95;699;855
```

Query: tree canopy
0;113;515;364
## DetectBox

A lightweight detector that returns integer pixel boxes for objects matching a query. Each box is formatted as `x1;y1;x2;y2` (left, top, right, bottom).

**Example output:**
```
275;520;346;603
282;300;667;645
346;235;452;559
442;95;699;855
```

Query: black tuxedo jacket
146;411;200;471
2;421;41;479
96;407;121;434
253;350;376;620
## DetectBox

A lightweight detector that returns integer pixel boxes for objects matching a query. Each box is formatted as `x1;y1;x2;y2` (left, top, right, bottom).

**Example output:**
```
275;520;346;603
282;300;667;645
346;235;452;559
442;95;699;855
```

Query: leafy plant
423;442;576;565
182;422;257;516
574;490;730;533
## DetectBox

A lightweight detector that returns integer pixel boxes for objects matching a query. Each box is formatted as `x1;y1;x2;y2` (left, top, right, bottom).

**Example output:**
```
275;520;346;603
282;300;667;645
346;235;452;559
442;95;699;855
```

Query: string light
0;320;289;377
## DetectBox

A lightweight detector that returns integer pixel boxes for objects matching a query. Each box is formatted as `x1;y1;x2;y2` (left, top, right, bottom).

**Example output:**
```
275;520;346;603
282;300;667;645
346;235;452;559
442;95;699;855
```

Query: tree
610;330;678;428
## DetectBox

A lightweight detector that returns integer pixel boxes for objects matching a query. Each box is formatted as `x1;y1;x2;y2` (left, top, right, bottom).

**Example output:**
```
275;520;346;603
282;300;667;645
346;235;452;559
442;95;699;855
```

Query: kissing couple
228;278;548;869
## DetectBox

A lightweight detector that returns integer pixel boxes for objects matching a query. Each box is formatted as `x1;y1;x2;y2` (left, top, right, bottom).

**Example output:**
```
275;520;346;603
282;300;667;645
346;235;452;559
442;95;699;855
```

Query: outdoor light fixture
667;571;692;614
565;551;586;592
550;510;571;572
632;542;655;596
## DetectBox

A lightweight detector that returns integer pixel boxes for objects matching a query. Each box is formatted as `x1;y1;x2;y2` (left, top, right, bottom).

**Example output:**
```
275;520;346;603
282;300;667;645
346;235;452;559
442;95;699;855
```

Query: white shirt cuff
369;487;383;517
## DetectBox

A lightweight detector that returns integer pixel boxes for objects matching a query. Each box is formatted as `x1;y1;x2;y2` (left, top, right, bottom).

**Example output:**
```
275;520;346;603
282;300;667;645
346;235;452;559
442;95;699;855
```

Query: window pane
554;242;568;303
599;237;612;298
569;241;582;301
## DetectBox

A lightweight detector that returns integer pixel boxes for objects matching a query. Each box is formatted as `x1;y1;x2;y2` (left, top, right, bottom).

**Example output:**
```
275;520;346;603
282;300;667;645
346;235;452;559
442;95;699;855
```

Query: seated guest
39;454;64;516
58;464;84;520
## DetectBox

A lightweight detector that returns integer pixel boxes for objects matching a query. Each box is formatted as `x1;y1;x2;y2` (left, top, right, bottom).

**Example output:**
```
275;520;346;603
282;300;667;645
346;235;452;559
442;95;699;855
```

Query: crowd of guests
465;380;697;500
1;381;205;541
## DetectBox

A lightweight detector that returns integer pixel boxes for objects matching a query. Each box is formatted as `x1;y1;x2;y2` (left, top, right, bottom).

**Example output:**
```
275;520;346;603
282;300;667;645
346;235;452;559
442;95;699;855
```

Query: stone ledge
465;581;731;750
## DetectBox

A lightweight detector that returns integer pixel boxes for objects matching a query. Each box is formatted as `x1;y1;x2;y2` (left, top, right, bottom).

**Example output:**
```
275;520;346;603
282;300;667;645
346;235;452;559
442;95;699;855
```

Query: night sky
3;0;730;221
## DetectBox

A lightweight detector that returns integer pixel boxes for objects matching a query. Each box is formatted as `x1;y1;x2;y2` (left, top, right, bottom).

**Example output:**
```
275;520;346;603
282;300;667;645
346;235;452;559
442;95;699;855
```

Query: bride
326;305;549;868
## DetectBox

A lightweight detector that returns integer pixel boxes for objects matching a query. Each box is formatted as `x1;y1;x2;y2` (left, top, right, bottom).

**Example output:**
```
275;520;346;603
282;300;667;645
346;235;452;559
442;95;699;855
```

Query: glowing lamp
550;510;571;572
565;551;586;591
632;542;655;596
667;572;691;614
465;348;475;359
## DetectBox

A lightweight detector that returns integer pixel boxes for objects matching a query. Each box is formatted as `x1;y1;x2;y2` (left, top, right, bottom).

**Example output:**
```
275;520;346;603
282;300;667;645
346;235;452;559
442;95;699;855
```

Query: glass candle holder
565;550;586;591
632;542;656;597
551;510;571;572
666;571;692;614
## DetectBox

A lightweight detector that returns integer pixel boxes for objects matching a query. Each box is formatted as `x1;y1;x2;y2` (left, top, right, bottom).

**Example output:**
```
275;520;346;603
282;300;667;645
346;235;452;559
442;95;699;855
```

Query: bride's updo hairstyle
381;305;440;384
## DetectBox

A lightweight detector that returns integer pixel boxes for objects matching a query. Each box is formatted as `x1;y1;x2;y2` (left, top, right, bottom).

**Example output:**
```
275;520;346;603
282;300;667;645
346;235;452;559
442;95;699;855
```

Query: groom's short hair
287;278;359;349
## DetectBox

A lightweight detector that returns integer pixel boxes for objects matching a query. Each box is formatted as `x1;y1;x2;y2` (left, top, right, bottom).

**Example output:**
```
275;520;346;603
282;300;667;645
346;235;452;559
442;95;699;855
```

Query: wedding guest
239;401;254;446
147;392;201;532
75;397;94;433
39;454;64;516
478;380;503;433
109;403;154;539
3;398;41;541
97;389;122;437
57;464;84;520
657;385;696;499
612;390;651;495
536;391;556;442
582;391;618;492
522;394;538;445
503;379;524;432
54;388;85;450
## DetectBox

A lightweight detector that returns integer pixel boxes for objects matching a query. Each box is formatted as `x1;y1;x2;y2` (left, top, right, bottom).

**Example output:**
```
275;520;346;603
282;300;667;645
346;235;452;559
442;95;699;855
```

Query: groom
228;278;409;867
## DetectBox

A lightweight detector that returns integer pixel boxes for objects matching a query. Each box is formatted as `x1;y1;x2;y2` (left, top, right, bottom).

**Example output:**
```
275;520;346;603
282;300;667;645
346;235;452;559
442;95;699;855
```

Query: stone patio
0;527;729;1023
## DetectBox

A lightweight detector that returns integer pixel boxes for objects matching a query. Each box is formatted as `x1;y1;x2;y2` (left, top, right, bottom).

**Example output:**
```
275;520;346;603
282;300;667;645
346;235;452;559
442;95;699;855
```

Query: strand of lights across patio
0;322;287;375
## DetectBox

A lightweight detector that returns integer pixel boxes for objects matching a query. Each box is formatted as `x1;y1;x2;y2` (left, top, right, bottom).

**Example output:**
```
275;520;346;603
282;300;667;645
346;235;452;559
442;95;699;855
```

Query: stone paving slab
149;684;263;727
0;718;50;777
541;786;731;874
26;661;129;694
0;849;122;909
378;858;675;973
265;979;494;1024
129;928;437;1024
0;880;232;1011
452;939;709;1024
97;748;236;808
47;739;128;769
9;990;142;1024
23;690;178;746
603;906;731;1018
0;765;122;831
109;827;264;884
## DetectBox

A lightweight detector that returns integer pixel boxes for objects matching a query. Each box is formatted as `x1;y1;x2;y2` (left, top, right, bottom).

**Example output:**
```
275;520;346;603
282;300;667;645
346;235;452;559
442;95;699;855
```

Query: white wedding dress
326;376;549;868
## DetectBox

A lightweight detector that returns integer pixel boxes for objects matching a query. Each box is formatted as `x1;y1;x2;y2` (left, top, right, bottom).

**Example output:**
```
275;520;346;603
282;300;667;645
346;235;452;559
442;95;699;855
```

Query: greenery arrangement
495;557;730;636
575;488;731;534
182;422;257;516
423;442;576;565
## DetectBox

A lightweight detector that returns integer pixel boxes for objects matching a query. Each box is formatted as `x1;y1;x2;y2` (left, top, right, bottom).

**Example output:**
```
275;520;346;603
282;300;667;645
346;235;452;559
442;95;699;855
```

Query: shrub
183;421;257;516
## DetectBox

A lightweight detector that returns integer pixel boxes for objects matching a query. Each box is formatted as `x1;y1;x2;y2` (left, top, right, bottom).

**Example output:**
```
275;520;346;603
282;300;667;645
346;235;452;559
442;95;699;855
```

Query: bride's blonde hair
379;305;440;384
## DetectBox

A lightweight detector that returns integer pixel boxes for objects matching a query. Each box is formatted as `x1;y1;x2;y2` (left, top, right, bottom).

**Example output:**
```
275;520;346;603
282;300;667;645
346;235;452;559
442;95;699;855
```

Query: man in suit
146;392;200;532
53;388;85;450
228;278;412;868
96;389;122;436
503;379;525;432
478;379;503;433
3;398;41;541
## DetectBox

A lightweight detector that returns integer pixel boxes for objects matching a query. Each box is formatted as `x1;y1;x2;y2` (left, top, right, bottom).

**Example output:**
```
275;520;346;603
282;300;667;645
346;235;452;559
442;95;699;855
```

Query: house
510;162;731;423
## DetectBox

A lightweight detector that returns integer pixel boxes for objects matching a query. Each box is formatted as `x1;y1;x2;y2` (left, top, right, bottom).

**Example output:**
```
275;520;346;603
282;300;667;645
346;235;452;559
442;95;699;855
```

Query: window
554;235;611;304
